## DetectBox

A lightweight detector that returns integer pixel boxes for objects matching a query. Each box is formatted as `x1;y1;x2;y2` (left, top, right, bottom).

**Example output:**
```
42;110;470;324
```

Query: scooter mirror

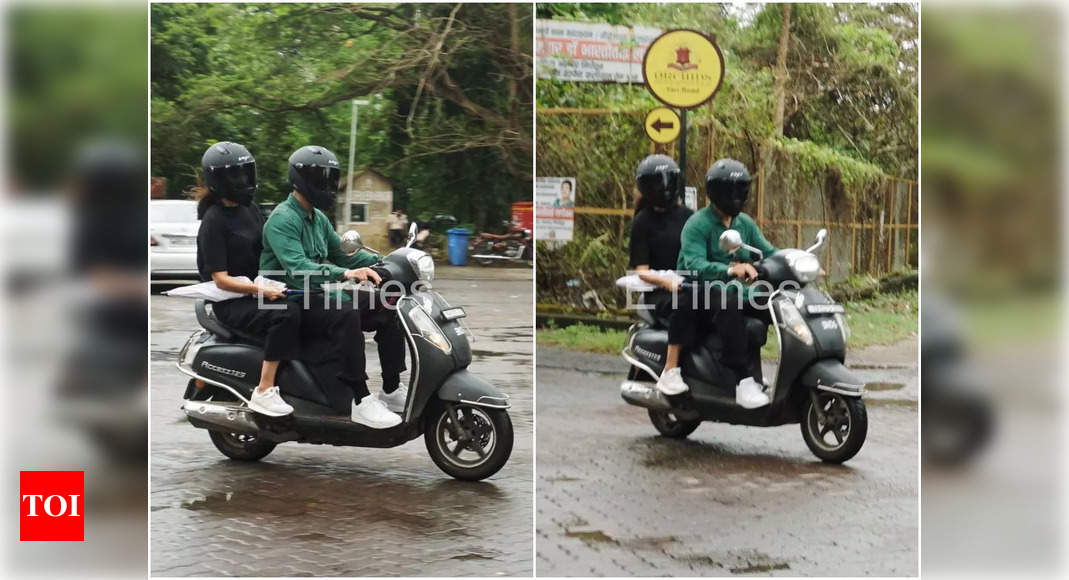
718;229;743;254
340;230;364;254
806;228;829;253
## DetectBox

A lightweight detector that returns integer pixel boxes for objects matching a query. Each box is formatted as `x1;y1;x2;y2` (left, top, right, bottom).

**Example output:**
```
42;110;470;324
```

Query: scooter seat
194;299;264;346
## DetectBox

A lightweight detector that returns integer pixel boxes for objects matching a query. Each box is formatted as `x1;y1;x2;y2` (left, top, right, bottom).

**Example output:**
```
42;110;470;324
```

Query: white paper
615;270;684;292
164;275;285;301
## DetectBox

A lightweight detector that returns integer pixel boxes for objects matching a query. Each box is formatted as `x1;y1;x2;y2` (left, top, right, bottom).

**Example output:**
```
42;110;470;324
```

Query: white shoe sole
350;415;402;429
736;396;771;410
248;400;293;417
656;381;689;396
378;394;406;413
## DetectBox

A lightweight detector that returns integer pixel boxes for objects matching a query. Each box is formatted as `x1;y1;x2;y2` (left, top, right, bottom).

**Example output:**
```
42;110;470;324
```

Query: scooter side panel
191;344;261;398
630;328;669;376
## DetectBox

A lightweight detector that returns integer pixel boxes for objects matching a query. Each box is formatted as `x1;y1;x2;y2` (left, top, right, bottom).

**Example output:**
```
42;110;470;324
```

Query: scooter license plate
806;304;844;314
441;307;466;321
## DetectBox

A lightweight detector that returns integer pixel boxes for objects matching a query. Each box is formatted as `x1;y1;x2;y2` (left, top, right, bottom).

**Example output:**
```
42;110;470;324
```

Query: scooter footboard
437;370;510;409
801;359;866;397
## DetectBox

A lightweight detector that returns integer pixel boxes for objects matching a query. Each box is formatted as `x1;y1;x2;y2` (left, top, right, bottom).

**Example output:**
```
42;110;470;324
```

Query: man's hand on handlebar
728;262;759;283
344;267;382;285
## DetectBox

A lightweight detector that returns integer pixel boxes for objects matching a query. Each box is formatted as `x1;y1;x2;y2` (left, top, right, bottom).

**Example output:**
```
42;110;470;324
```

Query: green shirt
259;193;377;294
678;209;777;290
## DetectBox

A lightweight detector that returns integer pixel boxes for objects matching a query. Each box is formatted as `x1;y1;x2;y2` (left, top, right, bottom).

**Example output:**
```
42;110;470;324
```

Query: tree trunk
772;3;792;138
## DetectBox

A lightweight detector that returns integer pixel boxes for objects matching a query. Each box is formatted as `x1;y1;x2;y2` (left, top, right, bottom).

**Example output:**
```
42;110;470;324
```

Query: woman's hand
344;267;382;285
661;277;682;292
259;285;287;301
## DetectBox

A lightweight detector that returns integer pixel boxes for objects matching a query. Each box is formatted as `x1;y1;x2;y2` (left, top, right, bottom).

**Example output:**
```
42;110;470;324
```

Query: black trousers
659;286;750;372
213;297;302;362
298;293;407;400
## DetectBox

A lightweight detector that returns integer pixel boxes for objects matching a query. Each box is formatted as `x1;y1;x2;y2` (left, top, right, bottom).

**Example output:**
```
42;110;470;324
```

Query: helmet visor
208;163;256;195
636;169;679;205
298;165;341;195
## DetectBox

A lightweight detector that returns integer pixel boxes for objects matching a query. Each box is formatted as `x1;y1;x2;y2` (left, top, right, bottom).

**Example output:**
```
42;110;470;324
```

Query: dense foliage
536;3;918;307
537;2;918;179
152;3;532;230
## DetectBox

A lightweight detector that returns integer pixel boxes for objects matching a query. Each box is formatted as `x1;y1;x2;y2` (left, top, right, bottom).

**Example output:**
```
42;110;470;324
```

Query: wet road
150;267;533;577
536;342;918;576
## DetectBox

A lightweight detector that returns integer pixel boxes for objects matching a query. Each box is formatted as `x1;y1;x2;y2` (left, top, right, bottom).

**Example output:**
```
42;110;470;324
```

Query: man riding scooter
259;145;407;429
675;158;777;408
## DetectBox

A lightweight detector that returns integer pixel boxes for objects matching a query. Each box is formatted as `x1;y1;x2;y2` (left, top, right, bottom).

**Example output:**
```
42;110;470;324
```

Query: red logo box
19;471;84;541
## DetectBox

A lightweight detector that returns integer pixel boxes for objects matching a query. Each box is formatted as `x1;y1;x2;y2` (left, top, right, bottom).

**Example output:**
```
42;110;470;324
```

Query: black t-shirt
197;203;265;282
629;204;693;270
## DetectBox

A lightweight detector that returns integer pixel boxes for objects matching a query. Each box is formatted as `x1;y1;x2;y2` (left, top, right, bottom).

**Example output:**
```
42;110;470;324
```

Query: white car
150;199;199;278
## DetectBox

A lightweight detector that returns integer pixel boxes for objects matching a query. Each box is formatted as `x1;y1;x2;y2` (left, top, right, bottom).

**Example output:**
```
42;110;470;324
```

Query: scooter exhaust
619;381;671;410
181;399;260;434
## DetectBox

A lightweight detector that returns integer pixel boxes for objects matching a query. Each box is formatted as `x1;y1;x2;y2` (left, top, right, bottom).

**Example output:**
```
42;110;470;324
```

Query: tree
151;3;532;231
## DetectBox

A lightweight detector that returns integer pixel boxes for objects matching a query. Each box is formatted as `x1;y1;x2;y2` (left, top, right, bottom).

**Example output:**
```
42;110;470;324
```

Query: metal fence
536;107;917;307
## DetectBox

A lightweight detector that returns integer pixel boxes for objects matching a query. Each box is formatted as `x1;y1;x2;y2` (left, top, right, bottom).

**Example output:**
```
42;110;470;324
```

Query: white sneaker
351;395;402;429
736;377;771;409
378;385;409;413
656;367;689;395
248;386;294;417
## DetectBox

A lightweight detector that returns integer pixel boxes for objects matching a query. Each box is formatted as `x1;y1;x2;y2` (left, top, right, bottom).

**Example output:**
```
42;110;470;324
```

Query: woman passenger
195;141;299;417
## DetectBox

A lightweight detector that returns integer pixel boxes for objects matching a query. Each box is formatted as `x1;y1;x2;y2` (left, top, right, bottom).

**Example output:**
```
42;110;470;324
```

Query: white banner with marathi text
535;20;662;83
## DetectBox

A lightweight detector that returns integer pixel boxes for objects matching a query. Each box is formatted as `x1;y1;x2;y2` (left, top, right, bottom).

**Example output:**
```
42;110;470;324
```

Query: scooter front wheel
425;401;513;481
208;430;276;461
648;409;701;439
801;392;867;463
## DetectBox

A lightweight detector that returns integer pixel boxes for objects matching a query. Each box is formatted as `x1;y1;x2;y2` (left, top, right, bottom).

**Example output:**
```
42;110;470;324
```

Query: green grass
539;290;918;357
538;323;630;354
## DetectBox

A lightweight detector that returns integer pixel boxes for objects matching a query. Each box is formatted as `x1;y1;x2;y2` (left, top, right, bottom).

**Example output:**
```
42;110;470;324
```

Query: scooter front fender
801;359;866;397
436;369;510;409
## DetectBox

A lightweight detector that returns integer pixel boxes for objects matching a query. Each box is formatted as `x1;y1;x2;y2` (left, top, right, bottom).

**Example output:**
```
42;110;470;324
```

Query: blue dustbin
446;228;471;266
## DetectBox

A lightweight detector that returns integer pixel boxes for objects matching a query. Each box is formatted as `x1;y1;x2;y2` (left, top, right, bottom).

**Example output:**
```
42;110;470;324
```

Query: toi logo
19;471;84;541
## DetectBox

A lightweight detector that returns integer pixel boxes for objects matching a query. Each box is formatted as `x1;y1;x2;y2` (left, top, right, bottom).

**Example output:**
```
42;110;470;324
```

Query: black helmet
201;141;256;206
635;154;680;209
288;145;341;211
705;158;751;218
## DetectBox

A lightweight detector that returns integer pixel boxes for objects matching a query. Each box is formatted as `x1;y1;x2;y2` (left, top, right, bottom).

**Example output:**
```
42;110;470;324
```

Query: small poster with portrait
535;177;576;241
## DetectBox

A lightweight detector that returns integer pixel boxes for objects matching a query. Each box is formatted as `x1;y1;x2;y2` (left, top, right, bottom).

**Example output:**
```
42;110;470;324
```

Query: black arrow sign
651;118;675;132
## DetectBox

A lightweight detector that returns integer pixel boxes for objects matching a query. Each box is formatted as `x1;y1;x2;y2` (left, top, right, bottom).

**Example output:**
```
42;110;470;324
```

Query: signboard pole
677;108;687;200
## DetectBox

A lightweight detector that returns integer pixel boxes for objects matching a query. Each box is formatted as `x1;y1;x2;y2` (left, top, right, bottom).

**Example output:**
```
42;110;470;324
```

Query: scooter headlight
778;300;814;346
406;251;435;282
407;302;451;354
788;252;821;284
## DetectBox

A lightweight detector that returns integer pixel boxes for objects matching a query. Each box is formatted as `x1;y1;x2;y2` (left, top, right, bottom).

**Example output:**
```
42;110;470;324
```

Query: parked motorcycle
921;295;993;466
176;223;514;480
619;229;869;463
470;221;532;266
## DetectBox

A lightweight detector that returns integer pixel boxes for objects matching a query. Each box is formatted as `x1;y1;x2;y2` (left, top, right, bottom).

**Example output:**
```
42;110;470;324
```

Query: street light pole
347;98;370;210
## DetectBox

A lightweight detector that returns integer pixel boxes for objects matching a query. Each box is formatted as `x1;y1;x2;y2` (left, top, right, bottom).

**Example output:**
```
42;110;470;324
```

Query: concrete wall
337;169;393;251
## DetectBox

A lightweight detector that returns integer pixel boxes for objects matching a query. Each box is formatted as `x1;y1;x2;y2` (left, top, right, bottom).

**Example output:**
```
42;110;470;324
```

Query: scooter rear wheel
208;430;276;461
425;401;513;481
648;409;701;439
801;393;867;463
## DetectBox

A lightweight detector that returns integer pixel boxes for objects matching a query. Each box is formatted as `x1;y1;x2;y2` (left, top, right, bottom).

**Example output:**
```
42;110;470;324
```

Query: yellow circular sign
644;107;681;144
642;29;724;109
